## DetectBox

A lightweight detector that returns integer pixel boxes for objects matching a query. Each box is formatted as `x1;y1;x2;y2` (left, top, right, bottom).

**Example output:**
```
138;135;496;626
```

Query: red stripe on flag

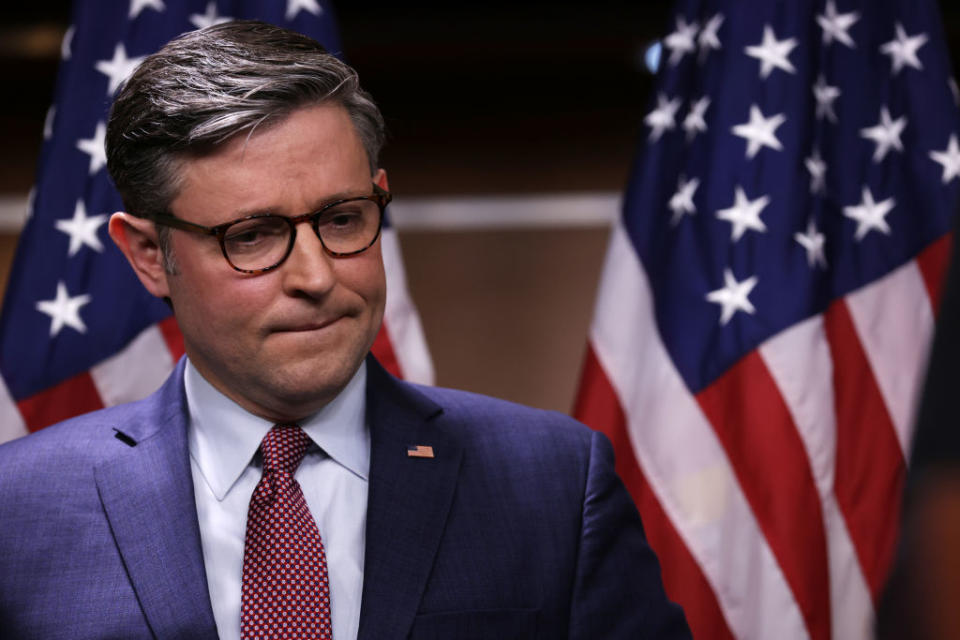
916;232;953;316
371;323;404;379
824;300;905;601
574;345;735;640
696;351;832;640
157;315;185;360
17;370;104;432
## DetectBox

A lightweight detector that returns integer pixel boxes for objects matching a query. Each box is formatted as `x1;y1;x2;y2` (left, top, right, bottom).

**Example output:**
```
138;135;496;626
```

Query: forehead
170;104;371;222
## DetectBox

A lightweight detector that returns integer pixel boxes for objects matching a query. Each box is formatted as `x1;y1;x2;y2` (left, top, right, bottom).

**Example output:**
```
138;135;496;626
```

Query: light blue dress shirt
185;359;370;640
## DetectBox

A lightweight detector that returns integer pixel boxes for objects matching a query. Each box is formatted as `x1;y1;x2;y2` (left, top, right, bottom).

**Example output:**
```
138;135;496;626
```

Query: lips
272;317;343;333
267;308;360;334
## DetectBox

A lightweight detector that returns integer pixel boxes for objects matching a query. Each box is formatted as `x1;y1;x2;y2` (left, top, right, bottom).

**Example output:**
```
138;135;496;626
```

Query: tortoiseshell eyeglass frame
149;183;391;274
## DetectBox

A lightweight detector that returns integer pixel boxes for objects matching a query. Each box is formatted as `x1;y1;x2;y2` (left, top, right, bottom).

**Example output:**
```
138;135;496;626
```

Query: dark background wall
0;2;672;194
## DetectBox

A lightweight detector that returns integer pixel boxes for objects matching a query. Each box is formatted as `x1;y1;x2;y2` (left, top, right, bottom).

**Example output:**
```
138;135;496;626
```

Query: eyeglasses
150;183;391;274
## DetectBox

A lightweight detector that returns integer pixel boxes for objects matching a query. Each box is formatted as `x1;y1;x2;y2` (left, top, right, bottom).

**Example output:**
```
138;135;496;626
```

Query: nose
279;222;337;298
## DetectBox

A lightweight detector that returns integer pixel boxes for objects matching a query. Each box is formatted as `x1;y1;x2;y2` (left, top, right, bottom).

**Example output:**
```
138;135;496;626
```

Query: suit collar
358;355;463;640
94;358;219;640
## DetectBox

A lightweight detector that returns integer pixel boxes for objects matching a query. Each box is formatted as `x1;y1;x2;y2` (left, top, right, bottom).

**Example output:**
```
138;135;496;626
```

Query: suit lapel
358;358;463;640
94;362;219;640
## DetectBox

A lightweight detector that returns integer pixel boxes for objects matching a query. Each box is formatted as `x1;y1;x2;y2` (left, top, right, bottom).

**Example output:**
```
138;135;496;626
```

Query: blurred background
1;0;959;414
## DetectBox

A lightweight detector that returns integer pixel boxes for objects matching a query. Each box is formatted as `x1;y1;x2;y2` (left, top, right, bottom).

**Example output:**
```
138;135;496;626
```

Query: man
0;21;689;639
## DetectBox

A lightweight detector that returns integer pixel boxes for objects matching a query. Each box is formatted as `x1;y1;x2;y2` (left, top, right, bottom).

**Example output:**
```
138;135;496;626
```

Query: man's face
162;104;386;421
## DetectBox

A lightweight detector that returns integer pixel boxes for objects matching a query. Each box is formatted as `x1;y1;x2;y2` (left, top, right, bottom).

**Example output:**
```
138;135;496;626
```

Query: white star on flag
698;13;724;60
929;134;960;184
745;25;798;79
645;93;681;142
817;0;859;48
706;268;758;326
813;75;841;122
129;0;165;19
844;187;895;241
664;17;698;65
731;104;786;158
55;201;108;257
61;25;74;61
794;219;828;269
35;282;92;337
669;176;699;224
880;22;928;75
806;148;827;194
716;186;769;241
860;106;906;163
950;77;960;107
286;0;323;21
683;97;710;141
94;43;145;96
76;121;107;175
190;2;233;30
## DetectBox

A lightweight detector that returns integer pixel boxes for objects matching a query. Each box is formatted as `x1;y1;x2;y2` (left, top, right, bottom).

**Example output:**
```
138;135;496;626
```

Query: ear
108;212;172;299
373;168;389;192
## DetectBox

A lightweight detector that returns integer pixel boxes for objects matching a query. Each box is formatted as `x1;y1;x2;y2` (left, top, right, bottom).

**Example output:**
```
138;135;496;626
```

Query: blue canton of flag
0;1;344;437
575;1;960;639
635;1;957;392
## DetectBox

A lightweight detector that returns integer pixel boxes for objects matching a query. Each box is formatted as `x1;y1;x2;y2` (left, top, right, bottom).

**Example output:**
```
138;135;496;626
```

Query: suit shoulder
0;400;148;473
0;361;184;471
417;384;586;427
413;383;598;454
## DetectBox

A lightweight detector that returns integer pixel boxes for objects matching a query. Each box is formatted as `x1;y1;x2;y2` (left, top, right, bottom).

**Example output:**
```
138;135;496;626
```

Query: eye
226;228;261;244
224;217;288;252
330;212;363;229
317;204;369;235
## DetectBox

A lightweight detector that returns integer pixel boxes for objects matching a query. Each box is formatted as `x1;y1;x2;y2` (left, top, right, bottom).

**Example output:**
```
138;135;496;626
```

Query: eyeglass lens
222;198;382;271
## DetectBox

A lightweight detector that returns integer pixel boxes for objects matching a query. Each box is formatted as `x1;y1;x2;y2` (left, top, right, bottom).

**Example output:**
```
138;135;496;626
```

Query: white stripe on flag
381;228;435;385
845;261;934;458
90;323;176;407
760;316;874;640
590;224;809;640
0;374;27;445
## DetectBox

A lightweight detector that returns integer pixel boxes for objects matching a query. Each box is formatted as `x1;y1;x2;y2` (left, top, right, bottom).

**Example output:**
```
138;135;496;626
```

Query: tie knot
260;424;310;476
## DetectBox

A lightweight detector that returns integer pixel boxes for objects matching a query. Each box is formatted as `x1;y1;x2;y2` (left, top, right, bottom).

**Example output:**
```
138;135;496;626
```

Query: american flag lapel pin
407;444;434;458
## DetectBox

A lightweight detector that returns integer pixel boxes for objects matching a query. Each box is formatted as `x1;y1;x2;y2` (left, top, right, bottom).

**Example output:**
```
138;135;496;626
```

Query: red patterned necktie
241;424;332;639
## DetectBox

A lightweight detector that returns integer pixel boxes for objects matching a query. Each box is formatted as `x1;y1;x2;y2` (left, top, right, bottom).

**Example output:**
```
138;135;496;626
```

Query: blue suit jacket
0;356;689;639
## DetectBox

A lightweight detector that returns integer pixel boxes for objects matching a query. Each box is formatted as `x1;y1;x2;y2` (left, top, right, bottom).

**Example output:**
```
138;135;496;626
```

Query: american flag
406;444;435;459
574;1;959;638
0;0;433;444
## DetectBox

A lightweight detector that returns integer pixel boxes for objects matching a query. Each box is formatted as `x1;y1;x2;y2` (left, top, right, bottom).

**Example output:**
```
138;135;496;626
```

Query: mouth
271;315;347;334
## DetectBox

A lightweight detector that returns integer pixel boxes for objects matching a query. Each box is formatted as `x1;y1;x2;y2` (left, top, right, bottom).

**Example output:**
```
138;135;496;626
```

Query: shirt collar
185;358;370;501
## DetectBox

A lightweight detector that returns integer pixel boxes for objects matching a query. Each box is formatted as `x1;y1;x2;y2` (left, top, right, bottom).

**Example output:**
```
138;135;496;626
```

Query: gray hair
105;20;385;269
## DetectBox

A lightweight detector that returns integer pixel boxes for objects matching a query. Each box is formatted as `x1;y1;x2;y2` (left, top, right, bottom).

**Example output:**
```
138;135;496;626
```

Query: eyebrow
226;188;372;220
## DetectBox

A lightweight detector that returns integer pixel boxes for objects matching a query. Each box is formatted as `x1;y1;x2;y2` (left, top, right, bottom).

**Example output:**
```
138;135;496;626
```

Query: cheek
169;265;270;334
368;263;387;304
339;252;386;303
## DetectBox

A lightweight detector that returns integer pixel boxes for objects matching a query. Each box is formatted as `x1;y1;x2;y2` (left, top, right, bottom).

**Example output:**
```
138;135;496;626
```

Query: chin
266;357;362;410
